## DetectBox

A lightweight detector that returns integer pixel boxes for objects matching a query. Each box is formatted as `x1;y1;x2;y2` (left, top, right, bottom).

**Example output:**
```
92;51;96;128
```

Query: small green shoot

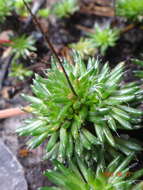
53;0;78;18
69;38;96;58
10;63;33;81
88;24;120;55
10;35;36;59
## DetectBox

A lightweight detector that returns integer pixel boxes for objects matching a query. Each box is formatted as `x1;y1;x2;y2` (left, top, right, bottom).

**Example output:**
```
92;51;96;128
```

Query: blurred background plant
0;0;14;22
9;62;33;81
88;24;120;55
4;35;36;81
69;38;96;58
116;0;143;22
10;35;36;59
52;0;79;18
37;8;51;18
0;0;32;22
14;0;32;17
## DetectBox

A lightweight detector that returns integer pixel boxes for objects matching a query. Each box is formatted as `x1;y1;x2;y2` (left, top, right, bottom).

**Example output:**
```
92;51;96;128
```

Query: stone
0;114;32;154
0;140;28;190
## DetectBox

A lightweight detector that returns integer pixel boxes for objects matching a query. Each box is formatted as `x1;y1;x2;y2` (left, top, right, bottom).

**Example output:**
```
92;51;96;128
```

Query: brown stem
76;24;95;33
23;0;46;30
0;107;26;119
121;24;135;34
23;0;77;97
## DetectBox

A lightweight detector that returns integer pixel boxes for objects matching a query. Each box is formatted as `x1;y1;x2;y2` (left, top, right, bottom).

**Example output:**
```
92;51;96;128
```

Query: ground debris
80;0;115;17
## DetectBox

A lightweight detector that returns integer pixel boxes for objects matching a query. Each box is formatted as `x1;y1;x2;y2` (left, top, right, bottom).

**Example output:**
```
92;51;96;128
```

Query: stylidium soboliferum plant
17;51;143;162
88;24;120;55
0;0;13;22
10;63;33;81
116;0;143;22
14;0;32;17
40;154;143;190
52;0;78;18
69;38;96;58
10;35;36;59
7;35;36;80
0;0;32;22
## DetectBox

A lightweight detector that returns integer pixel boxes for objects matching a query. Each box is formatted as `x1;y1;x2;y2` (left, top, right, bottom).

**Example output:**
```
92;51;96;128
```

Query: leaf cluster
0;0;32;22
0;0;13;22
133;59;143;78
52;0;79;18
10;35;36;59
88;24;120;55
37;8;51;18
116;0;143;21
9;62;33;81
7;35;36;81
17;52;143;162
14;0;32;17
69;38;96;58
40;154;143;190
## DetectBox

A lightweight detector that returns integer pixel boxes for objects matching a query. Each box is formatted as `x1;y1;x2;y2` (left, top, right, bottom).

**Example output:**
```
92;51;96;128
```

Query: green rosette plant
10;35;36;59
0;0;14;22
88;24;120;55
10;63;33;81
14;0;32;17
116;0;143;22
7;35;36;80
0;0;32;22
69;38;96;58
40;154;143;190
17;52;143;162
53;0;78;18
37;8;51;18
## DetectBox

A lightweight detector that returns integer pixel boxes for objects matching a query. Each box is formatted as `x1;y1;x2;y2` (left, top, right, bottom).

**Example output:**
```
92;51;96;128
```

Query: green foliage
8;35;36;81
10;63;33;81
38;8;51;18
17;52;143;162
69;38;96;58
0;0;13;22
10;35;36;59
133;59;143;78
14;0;32;9
0;0;32;21
88;25;120;55
53;0;78;18
14;0;32;17
40;154;143;190
116;0;143;21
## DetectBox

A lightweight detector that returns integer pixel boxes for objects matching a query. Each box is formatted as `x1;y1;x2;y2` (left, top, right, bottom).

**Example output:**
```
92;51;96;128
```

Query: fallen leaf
18;149;30;157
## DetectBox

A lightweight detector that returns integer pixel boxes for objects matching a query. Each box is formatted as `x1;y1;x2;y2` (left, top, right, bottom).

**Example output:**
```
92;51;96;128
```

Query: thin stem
121;24;135;34
0;107;26;119
23;0;77;97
